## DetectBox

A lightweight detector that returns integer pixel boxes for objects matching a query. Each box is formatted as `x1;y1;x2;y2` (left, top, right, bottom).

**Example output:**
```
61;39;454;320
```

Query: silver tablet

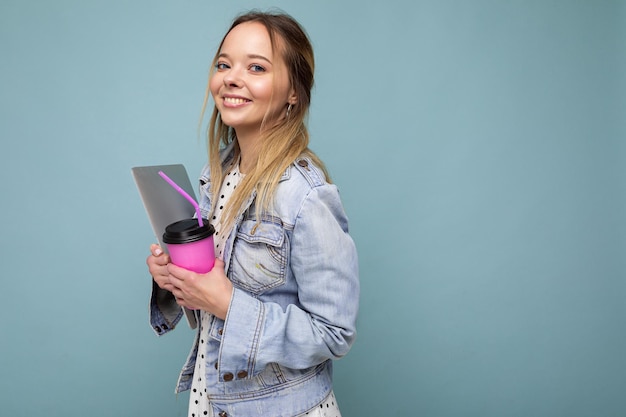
131;164;199;328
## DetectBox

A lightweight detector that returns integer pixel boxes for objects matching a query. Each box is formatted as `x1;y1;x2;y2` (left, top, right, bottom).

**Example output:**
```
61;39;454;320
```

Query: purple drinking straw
158;170;203;227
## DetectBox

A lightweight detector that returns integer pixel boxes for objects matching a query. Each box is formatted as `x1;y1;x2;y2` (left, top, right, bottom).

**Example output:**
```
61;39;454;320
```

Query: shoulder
281;156;328;190
273;157;349;234
274;156;332;208
273;156;342;219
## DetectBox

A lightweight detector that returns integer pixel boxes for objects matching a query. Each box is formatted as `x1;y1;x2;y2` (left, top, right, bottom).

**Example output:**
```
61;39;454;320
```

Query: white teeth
224;97;249;105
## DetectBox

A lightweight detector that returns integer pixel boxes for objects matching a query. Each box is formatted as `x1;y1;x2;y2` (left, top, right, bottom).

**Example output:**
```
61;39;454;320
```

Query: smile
223;97;251;106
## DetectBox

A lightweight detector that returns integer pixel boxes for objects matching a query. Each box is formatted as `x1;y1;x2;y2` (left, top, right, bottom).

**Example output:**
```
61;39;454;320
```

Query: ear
287;88;298;106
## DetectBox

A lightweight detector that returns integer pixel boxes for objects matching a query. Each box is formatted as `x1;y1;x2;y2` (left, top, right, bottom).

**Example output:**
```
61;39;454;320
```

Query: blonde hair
200;11;329;230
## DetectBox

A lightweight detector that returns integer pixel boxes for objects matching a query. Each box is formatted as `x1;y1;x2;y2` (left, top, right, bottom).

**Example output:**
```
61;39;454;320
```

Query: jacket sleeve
149;281;185;335
216;183;359;379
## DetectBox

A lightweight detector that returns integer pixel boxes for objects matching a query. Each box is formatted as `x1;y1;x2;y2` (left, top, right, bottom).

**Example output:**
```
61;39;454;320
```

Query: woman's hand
167;258;233;320
146;244;174;292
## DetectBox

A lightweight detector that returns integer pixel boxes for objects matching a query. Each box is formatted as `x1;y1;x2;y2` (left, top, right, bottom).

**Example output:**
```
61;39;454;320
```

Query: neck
235;128;260;174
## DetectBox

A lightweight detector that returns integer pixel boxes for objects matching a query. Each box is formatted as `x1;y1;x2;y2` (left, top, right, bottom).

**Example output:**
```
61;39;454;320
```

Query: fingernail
154;248;163;256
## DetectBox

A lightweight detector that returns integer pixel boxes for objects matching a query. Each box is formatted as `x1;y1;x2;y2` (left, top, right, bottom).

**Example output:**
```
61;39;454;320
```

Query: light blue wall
1;1;624;416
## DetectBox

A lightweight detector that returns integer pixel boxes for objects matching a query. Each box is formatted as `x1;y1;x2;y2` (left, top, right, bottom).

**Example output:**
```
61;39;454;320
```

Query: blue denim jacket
149;144;359;417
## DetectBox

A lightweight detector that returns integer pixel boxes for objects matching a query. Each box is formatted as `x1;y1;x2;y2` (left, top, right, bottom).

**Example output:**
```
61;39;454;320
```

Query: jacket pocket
229;218;288;295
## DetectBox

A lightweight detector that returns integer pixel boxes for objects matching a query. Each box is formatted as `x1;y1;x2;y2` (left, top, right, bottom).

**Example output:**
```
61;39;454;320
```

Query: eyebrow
218;53;272;64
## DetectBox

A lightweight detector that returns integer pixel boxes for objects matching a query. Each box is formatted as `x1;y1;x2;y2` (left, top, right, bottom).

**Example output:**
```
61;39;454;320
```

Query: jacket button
237;370;248;379
218;412;228;417
154;326;162;333
223;372;234;381
297;159;309;170
218;328;223;335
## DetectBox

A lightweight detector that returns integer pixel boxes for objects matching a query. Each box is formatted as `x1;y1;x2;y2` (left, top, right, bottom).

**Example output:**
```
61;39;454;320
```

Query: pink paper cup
162;218;215;273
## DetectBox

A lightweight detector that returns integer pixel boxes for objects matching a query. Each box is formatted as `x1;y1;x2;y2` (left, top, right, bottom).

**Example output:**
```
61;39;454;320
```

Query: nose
223;66;243;88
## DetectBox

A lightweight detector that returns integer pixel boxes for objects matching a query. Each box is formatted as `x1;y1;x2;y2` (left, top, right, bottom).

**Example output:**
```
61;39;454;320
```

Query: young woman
146;11;359;417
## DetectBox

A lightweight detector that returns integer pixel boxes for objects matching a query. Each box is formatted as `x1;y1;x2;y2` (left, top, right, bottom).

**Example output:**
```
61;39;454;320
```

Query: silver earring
286;103;292;117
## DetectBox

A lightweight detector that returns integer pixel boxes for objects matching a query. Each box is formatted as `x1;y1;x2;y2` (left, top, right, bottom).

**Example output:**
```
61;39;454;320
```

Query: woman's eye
215;62;230;70
250;64;266;73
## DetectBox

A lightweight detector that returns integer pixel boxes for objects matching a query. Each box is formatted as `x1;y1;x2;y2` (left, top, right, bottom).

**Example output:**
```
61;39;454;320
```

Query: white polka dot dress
187;162;342;417
298;391;342;417
188;163;242;417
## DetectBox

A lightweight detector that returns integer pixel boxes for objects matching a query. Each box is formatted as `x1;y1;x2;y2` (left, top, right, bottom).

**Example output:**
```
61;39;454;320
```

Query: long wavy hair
200;11;329;229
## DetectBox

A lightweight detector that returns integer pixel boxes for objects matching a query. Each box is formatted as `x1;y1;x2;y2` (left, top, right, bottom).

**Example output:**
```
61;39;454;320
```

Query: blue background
1;1;624;416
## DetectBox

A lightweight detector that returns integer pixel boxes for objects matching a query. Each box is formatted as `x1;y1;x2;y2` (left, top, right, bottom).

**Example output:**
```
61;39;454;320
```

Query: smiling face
209;21;296;141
